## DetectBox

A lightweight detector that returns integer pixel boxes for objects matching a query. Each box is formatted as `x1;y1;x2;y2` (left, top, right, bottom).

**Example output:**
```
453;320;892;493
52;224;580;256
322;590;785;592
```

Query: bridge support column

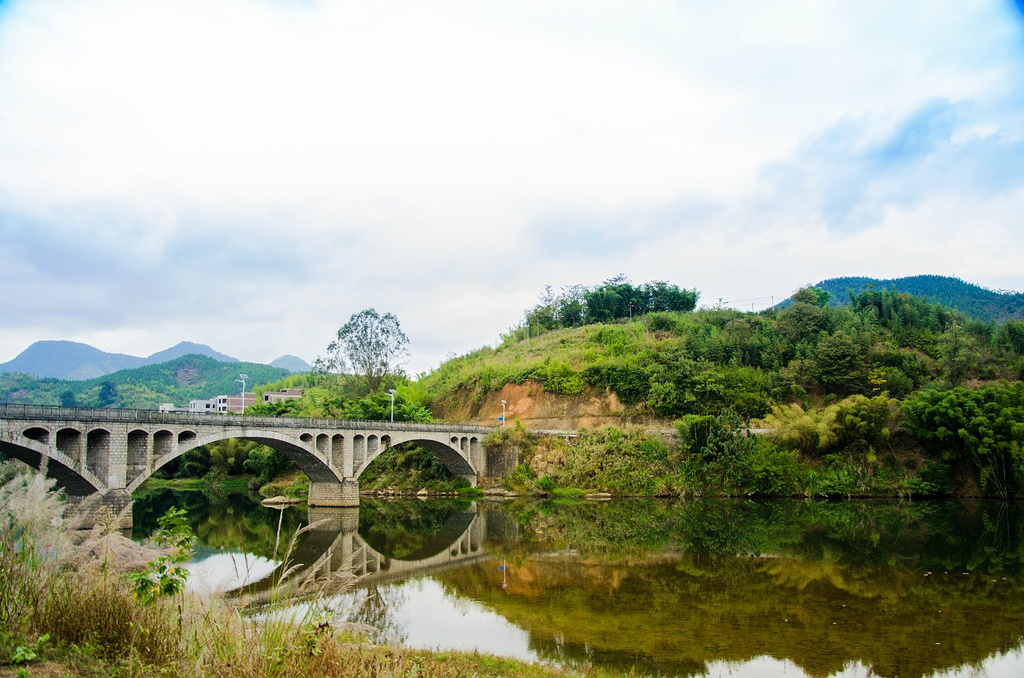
308;478;359;507
459;474;478;488
67;489;133;531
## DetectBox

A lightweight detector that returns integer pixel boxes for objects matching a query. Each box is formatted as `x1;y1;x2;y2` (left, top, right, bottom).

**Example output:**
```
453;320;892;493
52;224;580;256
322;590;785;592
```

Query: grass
1;463;631;677
258;470;309;499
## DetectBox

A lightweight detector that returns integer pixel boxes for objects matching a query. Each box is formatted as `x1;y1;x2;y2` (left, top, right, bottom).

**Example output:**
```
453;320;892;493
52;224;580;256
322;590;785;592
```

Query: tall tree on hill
321;309;409;394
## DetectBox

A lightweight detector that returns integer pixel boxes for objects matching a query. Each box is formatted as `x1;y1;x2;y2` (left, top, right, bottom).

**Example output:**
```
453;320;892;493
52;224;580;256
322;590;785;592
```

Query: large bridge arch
354;435;477;482
0;433;107;496
126;428;341;495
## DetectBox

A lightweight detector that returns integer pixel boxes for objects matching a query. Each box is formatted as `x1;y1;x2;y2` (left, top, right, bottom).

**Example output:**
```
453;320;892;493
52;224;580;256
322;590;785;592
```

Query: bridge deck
0;403;494;434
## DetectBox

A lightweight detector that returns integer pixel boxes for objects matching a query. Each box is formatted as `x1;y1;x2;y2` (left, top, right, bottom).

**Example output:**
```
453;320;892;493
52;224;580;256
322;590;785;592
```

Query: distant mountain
0;340;143;380
143;341;238;366
0;354;289;408
270;354;311;373
0;340;240;381
787;275;1024;323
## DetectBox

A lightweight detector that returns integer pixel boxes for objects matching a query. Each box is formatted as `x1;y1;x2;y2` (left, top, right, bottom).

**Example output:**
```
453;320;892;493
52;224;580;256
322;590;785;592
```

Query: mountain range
0;340;310;381
790;275;1024;322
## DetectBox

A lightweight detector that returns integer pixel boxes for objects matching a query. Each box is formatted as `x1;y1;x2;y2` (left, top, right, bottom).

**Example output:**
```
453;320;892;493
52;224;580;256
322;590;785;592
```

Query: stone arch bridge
0;404;494;525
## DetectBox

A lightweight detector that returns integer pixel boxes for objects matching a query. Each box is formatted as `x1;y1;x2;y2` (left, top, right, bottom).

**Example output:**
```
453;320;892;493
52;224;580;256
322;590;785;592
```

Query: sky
1;0;1023;375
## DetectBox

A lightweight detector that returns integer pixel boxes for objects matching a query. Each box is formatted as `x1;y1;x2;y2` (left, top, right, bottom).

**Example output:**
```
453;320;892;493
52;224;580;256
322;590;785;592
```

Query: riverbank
1;469;627;678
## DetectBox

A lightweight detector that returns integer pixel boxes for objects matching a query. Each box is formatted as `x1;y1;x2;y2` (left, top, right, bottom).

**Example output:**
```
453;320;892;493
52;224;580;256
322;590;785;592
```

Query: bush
739;440;804;495
503;463;537;493
902;382;1024;498
558;426;676;494
534;475;556;493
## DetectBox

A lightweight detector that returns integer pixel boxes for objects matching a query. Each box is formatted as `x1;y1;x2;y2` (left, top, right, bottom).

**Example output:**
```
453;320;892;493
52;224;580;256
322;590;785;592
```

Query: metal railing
0;403;495;434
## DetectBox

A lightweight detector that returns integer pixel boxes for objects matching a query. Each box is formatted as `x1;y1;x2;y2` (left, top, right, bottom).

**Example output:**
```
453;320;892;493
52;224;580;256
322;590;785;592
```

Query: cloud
1;0;1023;374
756;97;1024;232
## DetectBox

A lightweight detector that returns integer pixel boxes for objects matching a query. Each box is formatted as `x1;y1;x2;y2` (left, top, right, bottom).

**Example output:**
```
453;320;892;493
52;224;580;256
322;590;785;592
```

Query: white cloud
1;0;1023;374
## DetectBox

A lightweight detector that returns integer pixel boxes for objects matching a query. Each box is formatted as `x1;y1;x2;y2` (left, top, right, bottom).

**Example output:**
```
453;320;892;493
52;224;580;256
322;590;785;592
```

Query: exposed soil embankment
434;381;675;431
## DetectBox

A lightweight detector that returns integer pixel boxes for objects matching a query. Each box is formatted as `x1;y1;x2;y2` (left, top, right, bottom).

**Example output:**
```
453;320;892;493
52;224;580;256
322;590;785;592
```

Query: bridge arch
0;434;107;496
354;435;477;481
23;426;50;444
126;428;341;495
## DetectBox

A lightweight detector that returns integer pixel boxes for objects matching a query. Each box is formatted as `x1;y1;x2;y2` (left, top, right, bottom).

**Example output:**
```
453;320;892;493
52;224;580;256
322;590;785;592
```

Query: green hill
0;354;289;409
791;275;1024;322
418;280;1024;497
423;282;1024;424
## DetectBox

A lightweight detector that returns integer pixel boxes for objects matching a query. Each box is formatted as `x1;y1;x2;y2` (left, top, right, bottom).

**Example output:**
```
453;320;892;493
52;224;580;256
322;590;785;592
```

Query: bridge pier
66;490;133;530
307;478;359;507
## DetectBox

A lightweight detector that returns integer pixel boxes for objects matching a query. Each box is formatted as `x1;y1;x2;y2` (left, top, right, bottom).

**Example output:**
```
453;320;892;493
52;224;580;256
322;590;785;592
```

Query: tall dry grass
2;463;612;677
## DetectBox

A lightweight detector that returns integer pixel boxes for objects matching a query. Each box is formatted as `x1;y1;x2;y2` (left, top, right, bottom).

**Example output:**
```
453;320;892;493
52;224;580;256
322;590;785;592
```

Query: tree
814;330;866;395
97;381;118;407
323;309;409;394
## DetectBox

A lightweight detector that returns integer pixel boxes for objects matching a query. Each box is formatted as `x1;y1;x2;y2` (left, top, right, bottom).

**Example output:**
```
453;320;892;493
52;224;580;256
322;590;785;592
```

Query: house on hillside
188;392;256;414
262;388;304;404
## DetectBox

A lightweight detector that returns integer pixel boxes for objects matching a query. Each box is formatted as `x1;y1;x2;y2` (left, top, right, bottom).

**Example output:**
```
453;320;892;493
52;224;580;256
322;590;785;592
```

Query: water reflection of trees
132;488;306;560
435;499;1024;678
492;498;1024;575
358;497;473;560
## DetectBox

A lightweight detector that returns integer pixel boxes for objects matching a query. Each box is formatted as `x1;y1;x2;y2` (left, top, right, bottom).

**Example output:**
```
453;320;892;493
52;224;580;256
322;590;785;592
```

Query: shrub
739;440;804;495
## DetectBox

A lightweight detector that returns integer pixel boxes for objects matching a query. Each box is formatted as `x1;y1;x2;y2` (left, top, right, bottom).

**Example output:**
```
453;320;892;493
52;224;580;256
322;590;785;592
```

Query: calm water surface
134;491;1024;677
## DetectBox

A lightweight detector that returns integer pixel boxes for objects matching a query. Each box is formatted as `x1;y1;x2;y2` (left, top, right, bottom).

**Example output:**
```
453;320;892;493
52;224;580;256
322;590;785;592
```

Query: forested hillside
426;283;1024;419
795;275;1024;322
0;355;288;408
420;280;1024;498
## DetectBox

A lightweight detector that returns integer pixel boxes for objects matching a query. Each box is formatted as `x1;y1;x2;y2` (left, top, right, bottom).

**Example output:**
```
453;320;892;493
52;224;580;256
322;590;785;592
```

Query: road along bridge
0;404;494;526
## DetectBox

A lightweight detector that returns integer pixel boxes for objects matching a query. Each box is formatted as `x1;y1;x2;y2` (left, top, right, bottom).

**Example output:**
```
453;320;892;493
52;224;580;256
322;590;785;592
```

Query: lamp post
235;374;248;412
500;399;507;428
387;389;396;423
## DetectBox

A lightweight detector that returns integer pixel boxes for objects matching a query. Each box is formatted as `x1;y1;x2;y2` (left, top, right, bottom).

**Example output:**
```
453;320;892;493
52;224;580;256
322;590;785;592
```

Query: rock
261;495;301;506
585;492;613;500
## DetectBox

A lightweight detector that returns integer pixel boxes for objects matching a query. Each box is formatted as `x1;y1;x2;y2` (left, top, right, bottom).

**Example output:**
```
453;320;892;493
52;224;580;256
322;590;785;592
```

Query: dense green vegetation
428;280;1024;498
0;354;288;408
518;276;698;335
359;446;471;493
800;274;1024;322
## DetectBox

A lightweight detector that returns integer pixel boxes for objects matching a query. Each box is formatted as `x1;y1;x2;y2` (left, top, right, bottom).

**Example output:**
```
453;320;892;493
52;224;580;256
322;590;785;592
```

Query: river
133;490;1024;677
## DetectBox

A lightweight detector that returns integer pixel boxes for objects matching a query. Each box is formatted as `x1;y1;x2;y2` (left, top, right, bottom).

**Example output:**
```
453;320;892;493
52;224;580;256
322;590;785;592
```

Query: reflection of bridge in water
235;504;489;605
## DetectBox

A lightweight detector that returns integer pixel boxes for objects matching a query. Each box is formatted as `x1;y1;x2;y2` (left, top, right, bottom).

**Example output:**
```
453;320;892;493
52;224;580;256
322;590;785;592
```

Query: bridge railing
0;403;495;434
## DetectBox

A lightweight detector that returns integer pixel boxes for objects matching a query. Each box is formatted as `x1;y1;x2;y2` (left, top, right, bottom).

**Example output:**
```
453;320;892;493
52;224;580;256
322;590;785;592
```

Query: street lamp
387;389;396;423
500;399;507;428
235;374;249;414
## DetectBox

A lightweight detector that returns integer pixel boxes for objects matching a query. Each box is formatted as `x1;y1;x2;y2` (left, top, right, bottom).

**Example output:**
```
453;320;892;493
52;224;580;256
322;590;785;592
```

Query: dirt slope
433;380;674;431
